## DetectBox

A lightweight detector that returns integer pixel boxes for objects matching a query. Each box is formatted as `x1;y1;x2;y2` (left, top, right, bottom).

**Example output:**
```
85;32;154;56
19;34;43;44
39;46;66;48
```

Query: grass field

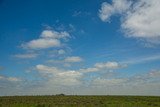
0;95;160;107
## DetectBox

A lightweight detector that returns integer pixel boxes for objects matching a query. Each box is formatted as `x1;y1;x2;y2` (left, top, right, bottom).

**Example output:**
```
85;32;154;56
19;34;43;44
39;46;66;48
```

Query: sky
0;0;160;96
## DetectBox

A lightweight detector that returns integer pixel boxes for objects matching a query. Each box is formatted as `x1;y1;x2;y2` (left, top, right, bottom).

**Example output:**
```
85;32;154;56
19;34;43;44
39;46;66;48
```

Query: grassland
0;95;160;107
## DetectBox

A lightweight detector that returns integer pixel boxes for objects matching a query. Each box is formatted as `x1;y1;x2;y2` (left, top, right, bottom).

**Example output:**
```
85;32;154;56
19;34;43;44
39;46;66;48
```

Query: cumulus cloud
22;38;61;49
40;30;70;39
21;29;70;49
46;56;83;68
14;53;38;59
64;56;83;63
36;64;60;74
46;56;83;66
99;2;114;22
35;61;124;86
36;64;83;86
122;0;160;38
15;28;71;60
95;62;123;69
48;71;82;86
99;0;160;44
99;0;132;22
79;61;125;73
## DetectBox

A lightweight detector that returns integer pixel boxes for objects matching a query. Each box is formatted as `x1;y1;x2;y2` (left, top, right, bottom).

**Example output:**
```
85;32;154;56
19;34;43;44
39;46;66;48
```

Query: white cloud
36;64;83;86
99;0;131;22
58;49;65;55
0;75;24;96
148;70;160;78
40;30;70;39
2;64;160;95
122;0;160;39
7;77;21;82
0;75;21;82
35;62;123;87
50;70;82;86
80;67;99;73
64;56;83;63
14;53;38;59
46;56;83;66
21;29;70;49
95;62;122;69
99;2;114;22
83;69;160;95
79;61;125;73
92;78;127;86
36;64;59;74
99;0;160;44
22;38;61;49
124;70;160;87
112;0;131;13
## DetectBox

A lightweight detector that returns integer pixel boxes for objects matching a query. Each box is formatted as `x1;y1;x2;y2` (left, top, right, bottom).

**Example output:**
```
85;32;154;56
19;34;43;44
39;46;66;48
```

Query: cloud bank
1;61;160;96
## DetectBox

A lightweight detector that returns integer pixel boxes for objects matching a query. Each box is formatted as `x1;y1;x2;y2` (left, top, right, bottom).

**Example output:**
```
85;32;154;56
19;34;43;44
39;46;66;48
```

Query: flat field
0;95;160;107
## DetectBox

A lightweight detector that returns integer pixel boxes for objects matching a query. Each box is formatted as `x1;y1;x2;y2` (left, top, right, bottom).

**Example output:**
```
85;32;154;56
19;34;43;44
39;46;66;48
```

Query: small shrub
36;104;45;107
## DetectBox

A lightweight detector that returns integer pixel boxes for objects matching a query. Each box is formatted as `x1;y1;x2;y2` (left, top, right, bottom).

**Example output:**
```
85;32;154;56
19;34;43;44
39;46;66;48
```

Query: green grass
0;95;160;107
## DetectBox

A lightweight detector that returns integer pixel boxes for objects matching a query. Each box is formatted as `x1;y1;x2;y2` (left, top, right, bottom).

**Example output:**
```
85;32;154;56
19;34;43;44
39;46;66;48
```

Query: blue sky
0;0;160;96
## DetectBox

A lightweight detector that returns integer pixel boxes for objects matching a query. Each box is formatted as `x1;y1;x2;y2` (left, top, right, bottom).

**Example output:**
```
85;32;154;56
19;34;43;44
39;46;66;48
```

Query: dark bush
36;104;45;107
